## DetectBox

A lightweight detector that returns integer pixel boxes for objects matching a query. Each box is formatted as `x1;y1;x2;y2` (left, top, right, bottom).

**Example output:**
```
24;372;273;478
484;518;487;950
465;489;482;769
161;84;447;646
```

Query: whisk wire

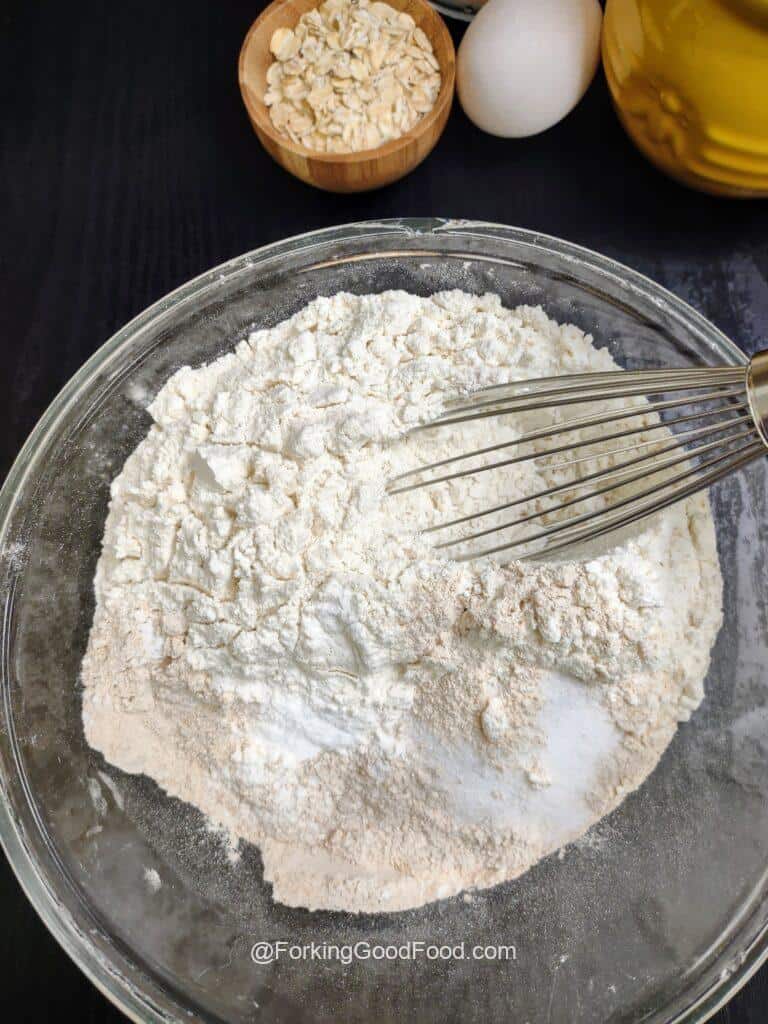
425;413;754;539
389;393;749;494
457;438;763;562
439;370;746;420
387;353;768;560
452;365;744;402
515;444;763;561
436;428;757;552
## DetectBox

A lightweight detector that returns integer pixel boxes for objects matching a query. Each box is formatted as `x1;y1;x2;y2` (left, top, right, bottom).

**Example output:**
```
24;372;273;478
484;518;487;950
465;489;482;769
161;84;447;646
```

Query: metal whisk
387;351;768;561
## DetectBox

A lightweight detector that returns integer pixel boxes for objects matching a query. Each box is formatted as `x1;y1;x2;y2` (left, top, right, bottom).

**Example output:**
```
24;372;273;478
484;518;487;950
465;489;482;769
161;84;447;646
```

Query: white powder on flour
81;291;723;913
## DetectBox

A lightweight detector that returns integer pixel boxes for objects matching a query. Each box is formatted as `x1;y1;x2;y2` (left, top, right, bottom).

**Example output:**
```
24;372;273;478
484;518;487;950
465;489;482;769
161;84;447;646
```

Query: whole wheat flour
81;291;723;913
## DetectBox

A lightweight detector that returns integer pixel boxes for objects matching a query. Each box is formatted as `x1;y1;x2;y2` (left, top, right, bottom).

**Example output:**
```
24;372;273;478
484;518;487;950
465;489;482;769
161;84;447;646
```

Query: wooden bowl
238;0;456;193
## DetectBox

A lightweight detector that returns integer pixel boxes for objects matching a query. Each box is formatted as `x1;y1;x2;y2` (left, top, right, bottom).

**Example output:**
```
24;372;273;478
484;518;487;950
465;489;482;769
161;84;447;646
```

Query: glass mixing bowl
1;220;767;1024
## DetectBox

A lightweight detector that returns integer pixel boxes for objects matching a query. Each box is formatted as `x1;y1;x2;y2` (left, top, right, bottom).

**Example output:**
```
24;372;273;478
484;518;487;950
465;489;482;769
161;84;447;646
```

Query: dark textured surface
1;0;768;1020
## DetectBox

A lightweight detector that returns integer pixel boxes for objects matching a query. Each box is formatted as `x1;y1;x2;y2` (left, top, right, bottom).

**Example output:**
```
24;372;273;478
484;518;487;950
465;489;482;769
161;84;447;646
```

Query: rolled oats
264;0;442;154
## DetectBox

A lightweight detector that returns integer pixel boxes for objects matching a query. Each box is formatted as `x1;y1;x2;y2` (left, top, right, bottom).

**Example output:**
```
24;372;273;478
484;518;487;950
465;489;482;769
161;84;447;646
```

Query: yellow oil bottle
602;0;768;196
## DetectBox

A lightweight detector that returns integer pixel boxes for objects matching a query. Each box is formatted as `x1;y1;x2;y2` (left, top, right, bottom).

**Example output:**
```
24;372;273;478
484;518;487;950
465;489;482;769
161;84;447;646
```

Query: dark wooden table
2;0;767;1019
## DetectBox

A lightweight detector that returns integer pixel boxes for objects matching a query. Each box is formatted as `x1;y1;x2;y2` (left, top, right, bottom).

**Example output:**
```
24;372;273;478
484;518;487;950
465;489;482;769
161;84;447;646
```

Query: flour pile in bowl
81;291;723;913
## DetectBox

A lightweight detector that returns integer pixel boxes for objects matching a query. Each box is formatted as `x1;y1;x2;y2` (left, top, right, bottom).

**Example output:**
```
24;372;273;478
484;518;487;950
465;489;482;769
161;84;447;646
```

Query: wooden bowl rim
238;0;456;165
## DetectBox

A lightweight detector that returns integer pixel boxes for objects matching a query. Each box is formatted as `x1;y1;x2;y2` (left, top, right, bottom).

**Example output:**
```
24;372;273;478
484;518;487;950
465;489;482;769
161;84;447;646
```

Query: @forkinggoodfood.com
250;940;517;966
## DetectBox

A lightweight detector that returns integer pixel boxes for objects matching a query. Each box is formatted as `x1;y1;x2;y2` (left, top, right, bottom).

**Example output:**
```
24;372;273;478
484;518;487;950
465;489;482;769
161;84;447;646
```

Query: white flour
82;291;723;912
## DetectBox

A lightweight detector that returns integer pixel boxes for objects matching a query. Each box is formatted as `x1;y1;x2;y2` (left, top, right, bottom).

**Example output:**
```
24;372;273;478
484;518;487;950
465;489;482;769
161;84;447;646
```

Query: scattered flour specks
97;770;125;811
143;867;162;893
87;777;108;818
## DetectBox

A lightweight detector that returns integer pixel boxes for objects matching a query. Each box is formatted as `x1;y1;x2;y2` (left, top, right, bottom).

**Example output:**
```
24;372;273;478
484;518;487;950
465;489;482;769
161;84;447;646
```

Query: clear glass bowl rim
0;218;760;1024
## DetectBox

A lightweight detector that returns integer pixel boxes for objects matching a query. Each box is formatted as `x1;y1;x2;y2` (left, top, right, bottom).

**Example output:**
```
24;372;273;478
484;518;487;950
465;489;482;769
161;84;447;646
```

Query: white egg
457;0;603;138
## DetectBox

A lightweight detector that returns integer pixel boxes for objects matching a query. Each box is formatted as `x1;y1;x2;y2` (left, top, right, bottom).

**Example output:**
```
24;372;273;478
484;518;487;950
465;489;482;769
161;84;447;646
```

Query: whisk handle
747;350;768;449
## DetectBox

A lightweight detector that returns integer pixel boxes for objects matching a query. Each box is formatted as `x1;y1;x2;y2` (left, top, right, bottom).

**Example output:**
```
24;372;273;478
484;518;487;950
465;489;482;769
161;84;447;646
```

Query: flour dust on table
82;291;723;913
